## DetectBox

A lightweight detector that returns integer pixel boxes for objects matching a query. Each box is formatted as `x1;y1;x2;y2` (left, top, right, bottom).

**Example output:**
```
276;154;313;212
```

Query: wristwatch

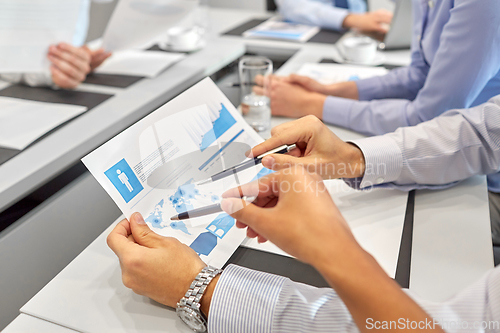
177;266;222;332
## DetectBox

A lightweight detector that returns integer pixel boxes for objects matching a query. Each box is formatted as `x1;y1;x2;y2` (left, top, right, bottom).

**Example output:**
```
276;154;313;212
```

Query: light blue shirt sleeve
346;96;500;191
276;0;366;31
208;264;500;332
323;0;500;136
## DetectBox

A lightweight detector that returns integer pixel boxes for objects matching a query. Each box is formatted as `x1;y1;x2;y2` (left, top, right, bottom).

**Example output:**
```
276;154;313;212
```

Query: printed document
243;18;320;43
0;97;87;150
297;63;388;85
95;50;186;78
83;78;269;268
102;0;198;51
0;0;81;72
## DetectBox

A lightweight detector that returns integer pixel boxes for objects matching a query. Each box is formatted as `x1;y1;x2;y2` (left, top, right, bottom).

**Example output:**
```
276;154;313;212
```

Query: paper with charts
296;63;388;85
82;78;270;268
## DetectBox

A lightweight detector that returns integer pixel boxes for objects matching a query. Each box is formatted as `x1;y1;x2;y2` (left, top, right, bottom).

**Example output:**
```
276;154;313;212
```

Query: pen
225;82;254;87
170;196;256;220
195;144;297;186
170;203;222;220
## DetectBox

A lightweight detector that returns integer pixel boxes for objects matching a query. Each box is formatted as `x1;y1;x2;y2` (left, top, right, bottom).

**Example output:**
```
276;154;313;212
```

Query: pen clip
256;144;296;159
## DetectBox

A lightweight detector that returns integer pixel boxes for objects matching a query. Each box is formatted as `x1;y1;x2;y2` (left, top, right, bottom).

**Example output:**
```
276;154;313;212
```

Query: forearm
326;81;359;100
315;241;443;332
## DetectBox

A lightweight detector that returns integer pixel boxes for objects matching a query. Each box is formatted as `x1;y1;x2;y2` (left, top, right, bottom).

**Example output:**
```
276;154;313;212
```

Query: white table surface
4;6;494;332
2;314;77;333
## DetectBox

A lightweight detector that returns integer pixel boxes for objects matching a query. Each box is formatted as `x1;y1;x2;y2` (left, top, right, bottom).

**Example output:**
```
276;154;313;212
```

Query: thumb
129;212;164;248
221;198;269;229
289;74;312;86
262;154;303;170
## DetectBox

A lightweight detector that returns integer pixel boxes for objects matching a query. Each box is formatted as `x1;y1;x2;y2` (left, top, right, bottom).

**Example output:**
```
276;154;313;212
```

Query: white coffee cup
341;36;378;64
167;26;201;50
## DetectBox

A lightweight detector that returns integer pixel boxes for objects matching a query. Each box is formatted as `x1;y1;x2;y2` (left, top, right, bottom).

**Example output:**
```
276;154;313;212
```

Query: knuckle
122;254;140;270
122;273;135;289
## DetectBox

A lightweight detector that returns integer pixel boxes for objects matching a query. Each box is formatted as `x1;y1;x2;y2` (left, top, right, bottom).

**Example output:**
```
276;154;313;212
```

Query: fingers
107;219;135;259
48;44;91;74
221;198;272;229
374;9;393;23
261;153;304;170
50;65;80;89
252;85;265;95
222;174;277;199
288;74;312;87
57;43;91;62
129;212;165;248
255;74;265;86
47;44;91;87
249;117;313;157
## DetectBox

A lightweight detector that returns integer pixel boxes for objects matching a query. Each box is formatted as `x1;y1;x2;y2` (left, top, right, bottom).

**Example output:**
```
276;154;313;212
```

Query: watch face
177;306;207;332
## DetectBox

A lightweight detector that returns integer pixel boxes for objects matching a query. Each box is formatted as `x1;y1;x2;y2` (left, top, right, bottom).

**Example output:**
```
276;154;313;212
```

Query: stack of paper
102;0;198;52
243;19;320;42
95;50;186;78
296;63;389;85
0;0;81;73
0;97;87;150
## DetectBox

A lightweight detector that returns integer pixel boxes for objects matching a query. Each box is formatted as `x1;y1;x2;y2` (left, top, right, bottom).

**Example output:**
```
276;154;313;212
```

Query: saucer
158;39;206;53
332;50;387;67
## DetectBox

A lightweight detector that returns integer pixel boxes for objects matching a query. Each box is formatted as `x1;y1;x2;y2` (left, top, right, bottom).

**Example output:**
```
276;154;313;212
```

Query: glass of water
238;56;273;132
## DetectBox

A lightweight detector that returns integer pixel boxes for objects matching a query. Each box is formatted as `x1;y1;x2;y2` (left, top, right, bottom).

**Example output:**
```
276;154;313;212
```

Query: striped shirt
209;264;500;332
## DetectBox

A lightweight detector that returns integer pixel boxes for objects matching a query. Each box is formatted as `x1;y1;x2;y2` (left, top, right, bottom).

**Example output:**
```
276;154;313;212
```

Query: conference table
1;7;494;332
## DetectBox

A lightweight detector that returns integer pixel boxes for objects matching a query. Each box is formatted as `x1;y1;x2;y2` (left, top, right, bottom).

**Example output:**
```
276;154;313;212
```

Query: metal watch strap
179;266;223;316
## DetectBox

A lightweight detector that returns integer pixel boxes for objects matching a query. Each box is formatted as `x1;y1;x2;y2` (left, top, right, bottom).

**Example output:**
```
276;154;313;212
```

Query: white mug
167;26;201;50
341;36;378;64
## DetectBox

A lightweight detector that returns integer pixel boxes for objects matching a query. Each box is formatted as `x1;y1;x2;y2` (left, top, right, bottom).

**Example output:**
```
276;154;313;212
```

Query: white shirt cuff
346;135;403;189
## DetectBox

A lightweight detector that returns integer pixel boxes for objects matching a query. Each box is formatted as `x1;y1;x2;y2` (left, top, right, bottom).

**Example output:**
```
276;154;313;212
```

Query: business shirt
276;0;366;31
0;0;111;87
350;95;500;191
209;264;500;332
322;0;500;191
207;96;500;332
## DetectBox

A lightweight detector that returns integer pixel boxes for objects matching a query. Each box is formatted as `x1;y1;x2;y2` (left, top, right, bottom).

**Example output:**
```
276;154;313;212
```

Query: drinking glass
238;56;273;132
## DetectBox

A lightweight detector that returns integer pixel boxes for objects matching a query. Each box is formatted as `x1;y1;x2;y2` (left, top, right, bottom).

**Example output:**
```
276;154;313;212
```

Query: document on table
296;63;388;85
83;78;269;268
243;18;320;42
0;97;87;150
0;0;81;72
94;50;186;78
242;179;408;278
102;0;198;51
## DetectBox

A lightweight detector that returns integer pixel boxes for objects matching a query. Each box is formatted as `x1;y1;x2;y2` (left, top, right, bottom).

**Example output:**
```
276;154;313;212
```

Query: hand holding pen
171;144;296;221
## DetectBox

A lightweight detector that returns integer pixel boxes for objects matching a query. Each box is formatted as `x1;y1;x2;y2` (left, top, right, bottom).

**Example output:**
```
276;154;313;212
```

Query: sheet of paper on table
102;0;198;51
0;0;81;73
243;18;320;43
242;179;408;278
94;50;186;78
0;97;87;150
296;62;388;85
83;78;270;268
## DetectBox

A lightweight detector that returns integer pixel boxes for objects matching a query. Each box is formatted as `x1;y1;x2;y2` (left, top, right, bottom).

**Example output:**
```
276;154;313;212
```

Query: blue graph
200;103;236;151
